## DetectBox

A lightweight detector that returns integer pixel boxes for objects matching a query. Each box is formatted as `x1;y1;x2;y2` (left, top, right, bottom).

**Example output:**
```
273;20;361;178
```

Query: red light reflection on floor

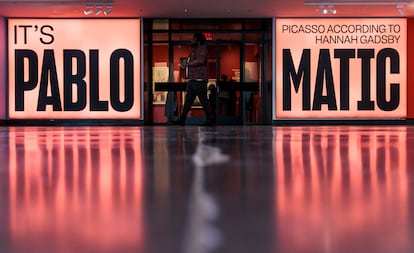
274;126;409;253
8;127;143;253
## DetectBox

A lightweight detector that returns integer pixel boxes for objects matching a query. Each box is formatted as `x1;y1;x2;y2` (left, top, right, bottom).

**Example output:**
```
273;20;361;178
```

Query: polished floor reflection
1;125;414;253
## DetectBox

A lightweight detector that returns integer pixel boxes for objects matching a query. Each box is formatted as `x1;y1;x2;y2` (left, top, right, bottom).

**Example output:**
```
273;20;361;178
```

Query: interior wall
219;45;240;80
408;18;414;118
0;16;5;120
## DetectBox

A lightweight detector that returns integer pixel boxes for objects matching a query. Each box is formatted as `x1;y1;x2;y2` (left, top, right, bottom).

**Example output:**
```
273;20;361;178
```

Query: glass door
146;19;272;125
171;37;216;125
170;37;244;125
213;41;243;125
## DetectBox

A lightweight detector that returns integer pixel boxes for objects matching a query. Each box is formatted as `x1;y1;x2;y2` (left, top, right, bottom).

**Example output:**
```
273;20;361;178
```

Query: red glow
273;126;409;252
203;33;212;40
8;127;144;253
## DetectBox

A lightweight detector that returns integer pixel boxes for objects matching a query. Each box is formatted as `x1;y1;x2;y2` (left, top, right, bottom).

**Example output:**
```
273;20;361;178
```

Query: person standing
174;32;214;126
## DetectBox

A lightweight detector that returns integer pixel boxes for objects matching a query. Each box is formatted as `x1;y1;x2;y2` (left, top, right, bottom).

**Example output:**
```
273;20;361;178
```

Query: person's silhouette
174;33;214;126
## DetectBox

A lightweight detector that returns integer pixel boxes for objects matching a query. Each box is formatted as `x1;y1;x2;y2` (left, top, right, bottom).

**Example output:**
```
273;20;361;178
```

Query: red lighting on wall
204;32;213;40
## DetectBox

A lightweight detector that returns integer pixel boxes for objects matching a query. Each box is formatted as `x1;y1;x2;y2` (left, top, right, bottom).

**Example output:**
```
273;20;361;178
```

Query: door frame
145;18;273;125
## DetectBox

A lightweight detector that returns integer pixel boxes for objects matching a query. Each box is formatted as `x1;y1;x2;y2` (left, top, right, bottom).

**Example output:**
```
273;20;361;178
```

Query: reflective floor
1;125;414;253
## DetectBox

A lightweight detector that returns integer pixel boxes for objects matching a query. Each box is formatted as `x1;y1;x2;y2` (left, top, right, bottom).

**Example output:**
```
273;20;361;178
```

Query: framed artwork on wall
152;65;169;105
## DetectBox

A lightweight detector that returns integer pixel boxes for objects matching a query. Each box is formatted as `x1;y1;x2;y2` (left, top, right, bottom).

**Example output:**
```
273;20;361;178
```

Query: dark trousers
180;80;212;122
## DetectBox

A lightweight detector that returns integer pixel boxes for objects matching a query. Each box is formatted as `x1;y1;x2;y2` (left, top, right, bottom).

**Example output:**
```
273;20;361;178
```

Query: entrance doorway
146;19;272;125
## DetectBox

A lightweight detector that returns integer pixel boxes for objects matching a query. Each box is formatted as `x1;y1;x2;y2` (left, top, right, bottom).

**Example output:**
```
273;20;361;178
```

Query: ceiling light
84;8;92;15
95;5;102;15
5;0;115;16
305;1;414;6
104;3;113;15
319;5;337;14
104;8;112;15
397;6;404;16
84;2;93;15
306;1;413;16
